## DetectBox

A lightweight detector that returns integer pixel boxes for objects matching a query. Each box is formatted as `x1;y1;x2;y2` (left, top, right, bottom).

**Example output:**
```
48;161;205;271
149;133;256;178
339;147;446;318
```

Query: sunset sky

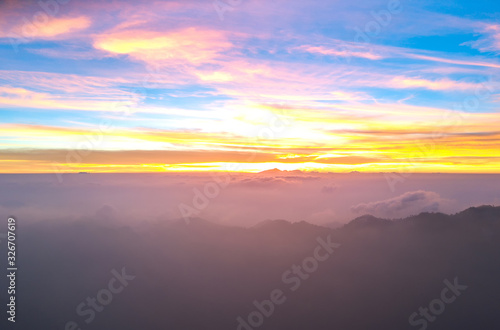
1;0;500;173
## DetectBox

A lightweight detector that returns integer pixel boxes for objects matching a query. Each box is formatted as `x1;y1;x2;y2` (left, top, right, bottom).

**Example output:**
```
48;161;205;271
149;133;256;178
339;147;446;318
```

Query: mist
1;172;499;228
1;173;500;329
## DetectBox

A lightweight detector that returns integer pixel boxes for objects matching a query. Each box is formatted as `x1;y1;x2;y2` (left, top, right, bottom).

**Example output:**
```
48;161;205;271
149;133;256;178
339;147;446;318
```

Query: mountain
257;168;304;175
8;206;500;330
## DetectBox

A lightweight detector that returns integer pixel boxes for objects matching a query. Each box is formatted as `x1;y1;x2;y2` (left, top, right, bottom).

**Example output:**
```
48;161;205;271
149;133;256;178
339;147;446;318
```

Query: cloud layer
351;190;451;218
0;0;499;173
1;172;499;227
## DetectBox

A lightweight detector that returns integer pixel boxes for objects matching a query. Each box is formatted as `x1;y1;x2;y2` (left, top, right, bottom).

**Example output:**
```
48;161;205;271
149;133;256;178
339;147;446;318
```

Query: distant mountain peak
253;219;292;229
454;205;500;221
346;214;392;227
257;168;303;175
252;219;325;231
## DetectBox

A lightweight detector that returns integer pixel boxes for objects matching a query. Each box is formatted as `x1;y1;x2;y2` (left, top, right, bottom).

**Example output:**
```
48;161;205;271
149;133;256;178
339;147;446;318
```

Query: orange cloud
1;103;500;174
2;15;91;39
0;86;137;112
93;27;232;64
34;16;91;38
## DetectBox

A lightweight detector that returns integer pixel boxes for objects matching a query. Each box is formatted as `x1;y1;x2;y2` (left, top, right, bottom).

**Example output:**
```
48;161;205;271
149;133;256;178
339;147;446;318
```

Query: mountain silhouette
5;205;500;330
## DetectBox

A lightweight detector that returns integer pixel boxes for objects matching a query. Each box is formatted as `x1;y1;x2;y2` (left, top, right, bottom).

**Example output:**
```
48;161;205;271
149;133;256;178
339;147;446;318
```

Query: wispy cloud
94;27;232;65
0;15;91;39
464;23;500;54
0;0;499;173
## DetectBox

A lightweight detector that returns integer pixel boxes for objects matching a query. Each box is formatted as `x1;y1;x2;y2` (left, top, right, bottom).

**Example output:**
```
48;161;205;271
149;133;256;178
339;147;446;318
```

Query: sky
1;0;500;173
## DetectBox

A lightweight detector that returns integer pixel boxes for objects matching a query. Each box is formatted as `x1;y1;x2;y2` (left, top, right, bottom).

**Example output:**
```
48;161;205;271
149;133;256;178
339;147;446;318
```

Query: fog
0;172;499;227
1;202;499;329
0;173;500;329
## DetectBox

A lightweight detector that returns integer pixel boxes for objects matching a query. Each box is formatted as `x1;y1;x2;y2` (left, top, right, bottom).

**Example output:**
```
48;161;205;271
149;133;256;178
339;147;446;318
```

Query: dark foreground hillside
2;206;500;330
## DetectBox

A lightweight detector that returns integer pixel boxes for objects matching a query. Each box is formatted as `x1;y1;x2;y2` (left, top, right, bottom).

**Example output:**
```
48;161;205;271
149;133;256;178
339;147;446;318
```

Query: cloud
297;44;385;60
94;204;117;221
464;24;500;54
406;53;500;69
234;176;296;188
307;208;336;224
0;86;133;112
0;70;130;96
0;0;499;176
0;173;498;228
0;70;144;112
321;183;339;193
297;38;500;70
93;27;232;65
387;76;481;91
351;190;452;218
1;15;91;39
1;101;500;173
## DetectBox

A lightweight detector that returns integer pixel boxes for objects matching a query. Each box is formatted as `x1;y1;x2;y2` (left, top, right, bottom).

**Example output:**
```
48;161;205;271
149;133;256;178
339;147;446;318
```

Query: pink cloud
93;27;232;65
464;24;500;55
298;44;385;60
1;15;91;39
351;190;454;218
388;76;481;91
